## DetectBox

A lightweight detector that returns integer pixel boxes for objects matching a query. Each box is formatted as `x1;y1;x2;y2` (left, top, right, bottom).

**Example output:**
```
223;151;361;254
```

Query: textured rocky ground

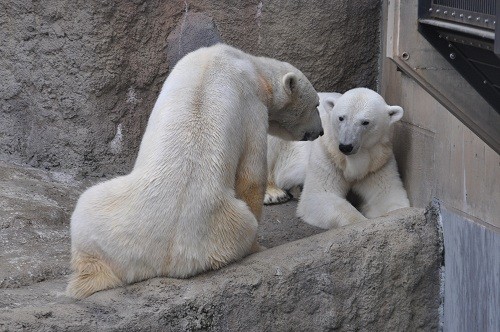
0;162;442;331
0;161;321;290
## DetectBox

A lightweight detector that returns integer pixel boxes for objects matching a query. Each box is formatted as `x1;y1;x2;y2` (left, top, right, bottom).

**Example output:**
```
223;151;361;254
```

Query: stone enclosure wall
0;2;445;331
0;0;381;178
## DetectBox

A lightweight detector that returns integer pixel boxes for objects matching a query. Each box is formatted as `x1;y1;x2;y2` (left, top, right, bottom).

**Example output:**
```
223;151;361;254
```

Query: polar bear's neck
323;139;393;182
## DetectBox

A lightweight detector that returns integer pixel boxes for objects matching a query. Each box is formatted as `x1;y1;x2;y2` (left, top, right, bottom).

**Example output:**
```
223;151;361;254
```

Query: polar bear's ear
388;105;404;124
282;72;297;95
322;97;337;112
320;93;342;113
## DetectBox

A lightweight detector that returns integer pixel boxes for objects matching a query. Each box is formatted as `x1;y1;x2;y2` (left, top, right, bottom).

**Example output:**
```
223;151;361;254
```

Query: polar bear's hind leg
66;252;122;299
206;198;259;270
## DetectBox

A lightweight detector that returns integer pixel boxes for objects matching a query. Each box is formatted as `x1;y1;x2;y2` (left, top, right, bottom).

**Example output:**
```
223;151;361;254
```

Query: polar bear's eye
362;121;370;126
339;116;344;122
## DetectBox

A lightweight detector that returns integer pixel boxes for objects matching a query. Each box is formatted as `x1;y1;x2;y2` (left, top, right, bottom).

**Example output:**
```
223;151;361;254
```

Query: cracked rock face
0;0;381;178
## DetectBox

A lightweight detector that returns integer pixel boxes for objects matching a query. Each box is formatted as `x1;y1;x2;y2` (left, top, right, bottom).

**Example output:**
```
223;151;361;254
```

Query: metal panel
418;24;500;111
434;0;496;15
496;0;500;55
441;204;500;332
421;0;496;30
419;0;500;112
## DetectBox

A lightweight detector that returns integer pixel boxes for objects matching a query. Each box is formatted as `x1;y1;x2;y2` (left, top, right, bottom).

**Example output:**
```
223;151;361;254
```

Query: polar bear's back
134;44;263;180
70;45;266;279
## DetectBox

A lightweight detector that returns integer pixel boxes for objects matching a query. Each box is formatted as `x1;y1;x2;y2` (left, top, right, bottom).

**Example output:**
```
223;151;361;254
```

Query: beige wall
381;0;500;228
383;67;499;227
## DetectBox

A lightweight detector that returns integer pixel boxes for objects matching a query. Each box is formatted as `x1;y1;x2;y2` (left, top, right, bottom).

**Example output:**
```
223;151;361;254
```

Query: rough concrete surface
1;0;382;178
0;163;442;331
0;162;87;288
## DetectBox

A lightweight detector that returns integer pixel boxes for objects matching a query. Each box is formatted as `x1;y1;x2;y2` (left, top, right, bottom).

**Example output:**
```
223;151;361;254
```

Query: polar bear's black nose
319;130;324;136
302;131;322;141
339;144;353;154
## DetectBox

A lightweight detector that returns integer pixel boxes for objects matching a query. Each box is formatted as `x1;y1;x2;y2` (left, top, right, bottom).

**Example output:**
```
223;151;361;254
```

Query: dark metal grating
433;0;495;15
418;0;500;112
424;0;496;30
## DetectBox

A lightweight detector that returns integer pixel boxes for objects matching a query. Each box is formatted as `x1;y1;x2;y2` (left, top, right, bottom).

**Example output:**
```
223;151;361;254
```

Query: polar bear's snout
337;121;362;155
301;128;324;141
300;107;324;141
338;143;354;155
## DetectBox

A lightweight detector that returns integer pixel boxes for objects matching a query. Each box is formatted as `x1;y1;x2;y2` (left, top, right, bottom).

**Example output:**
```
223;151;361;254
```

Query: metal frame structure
418;0;500;113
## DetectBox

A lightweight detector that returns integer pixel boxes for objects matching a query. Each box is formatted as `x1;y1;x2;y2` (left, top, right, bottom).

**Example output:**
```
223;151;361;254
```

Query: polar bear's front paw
264;185;290;205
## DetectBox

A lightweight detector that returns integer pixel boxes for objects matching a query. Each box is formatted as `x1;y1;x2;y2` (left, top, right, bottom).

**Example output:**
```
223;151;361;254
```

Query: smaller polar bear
265;92;342;205
67;44;323;299
266;88;410;229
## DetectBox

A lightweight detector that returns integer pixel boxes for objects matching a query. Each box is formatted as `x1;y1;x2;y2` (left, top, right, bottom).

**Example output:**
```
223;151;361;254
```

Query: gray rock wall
1;0;382;177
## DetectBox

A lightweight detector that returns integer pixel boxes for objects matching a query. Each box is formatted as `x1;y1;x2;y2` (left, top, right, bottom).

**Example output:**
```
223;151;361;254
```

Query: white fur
264;93;340;204
266;88;410;229
67;44;323;298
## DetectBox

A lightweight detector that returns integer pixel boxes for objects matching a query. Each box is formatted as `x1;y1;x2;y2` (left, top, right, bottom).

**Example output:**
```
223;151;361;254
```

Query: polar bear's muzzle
301;129;324;141
339;143;355;155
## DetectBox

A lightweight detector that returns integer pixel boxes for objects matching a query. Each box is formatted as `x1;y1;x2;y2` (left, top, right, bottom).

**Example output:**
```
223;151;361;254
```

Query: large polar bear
266;88;410;229
67;44;323;299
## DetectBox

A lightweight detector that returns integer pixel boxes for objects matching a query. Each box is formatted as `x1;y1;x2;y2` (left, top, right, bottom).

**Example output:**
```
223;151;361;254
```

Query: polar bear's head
267;69;323;142
322;88;403;155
